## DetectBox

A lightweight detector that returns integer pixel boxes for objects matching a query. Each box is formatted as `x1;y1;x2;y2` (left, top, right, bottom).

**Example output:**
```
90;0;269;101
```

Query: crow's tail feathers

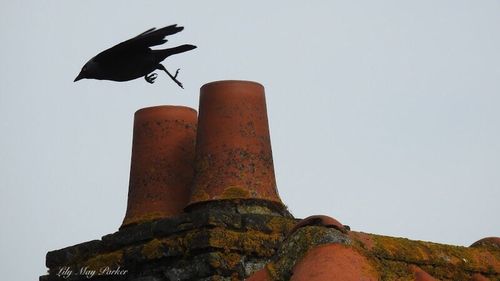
156;44;197;61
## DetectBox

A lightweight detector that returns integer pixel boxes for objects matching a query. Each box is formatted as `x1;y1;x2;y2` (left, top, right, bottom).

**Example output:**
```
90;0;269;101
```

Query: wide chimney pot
187;80;283;208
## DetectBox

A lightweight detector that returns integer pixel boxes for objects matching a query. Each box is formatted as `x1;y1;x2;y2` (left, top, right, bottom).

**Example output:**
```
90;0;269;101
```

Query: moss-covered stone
44;200;500;281
141;239;164;260
82;250;123;271
266;226;350;281
349;231;500;280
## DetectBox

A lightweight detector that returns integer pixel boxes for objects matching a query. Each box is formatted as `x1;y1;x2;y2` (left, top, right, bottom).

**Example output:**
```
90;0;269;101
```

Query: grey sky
1;1;499;280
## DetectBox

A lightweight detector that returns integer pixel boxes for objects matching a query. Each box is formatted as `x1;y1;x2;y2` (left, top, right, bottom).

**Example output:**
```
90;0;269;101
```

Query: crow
74;25;196;88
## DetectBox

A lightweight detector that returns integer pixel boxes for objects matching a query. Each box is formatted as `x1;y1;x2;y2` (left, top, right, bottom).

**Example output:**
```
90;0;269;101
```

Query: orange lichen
266;216;296;234
225;252;242;269
207;252;242;271
82;250;123;271
207;227;282;256
241;231;282;256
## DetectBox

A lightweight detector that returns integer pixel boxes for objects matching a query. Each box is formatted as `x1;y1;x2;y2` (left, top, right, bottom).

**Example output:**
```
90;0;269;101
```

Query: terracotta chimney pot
122;105;197;227
188;80;283;207
470;237;500;250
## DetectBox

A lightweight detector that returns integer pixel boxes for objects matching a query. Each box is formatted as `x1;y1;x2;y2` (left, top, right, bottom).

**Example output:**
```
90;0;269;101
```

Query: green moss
141;239;164;260
190;187;211;202
266;226;350;281
123;211;165;226
349;232;500;280
206;227;281;256
372;259;413;280
221;186;250;199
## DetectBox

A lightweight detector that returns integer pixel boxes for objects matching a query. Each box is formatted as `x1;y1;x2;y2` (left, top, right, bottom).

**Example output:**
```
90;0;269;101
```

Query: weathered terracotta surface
471;237;500;250
188;80;282;207
472;273;490;281
122;106;197;227
290;244;379;281
245;268;272;281
289;215;347;235
410;265;439;281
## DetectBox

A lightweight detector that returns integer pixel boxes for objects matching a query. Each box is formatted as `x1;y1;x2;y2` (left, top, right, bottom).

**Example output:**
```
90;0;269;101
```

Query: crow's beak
74;72;84;82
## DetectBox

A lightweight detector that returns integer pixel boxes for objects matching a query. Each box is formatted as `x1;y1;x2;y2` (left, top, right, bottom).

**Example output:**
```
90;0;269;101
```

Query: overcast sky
1;1;500;280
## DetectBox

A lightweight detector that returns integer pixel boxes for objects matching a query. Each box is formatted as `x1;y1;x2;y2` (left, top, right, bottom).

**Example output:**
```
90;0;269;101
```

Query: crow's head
74;59;100;82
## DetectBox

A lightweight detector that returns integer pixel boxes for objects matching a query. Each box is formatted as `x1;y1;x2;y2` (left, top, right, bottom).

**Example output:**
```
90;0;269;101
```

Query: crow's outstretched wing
119;25;184;49
94;25;184;62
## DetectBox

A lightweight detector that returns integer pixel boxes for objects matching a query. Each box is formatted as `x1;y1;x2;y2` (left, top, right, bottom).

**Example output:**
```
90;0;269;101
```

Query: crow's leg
157;64;183;89
145;73;158;84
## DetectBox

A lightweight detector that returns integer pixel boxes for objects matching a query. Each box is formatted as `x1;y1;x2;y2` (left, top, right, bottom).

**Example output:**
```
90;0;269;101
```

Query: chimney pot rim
134;105;197;116
201;80;264;91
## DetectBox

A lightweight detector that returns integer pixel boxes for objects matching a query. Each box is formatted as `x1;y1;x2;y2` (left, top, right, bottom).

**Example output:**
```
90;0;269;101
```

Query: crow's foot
145;73;158;84
170;69;182;88
172;78;183;89
157;64;184;89
167;69;183;88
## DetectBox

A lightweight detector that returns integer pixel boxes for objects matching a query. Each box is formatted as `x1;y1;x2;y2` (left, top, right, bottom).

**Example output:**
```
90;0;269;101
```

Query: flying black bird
74;25;196;88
